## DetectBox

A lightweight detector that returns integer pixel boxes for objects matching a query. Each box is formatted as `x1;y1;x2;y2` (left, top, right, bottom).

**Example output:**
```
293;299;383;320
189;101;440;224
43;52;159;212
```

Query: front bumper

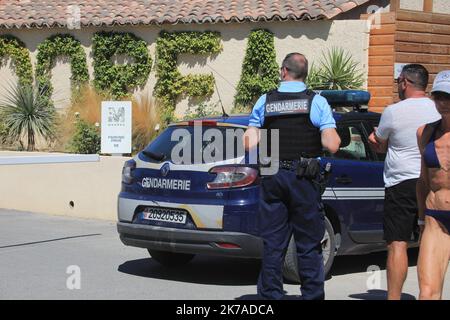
117;222;263;259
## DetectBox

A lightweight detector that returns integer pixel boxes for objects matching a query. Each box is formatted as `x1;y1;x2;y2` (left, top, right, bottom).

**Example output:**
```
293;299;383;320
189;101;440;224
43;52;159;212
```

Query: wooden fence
362;9;450;113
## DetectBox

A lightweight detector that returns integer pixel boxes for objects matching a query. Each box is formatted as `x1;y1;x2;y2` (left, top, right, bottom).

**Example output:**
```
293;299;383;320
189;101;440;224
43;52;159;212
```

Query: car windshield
143;125;246;164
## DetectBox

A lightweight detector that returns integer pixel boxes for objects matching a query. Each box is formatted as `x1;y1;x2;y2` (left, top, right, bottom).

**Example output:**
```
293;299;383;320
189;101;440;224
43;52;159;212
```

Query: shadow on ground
118;255;261;286
235;294;303;300
349;290;416;300
118;248;419;287
329;248;419;278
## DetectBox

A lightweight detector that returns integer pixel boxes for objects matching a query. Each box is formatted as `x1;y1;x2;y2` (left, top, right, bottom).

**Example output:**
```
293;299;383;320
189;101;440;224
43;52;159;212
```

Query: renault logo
161;162;170;177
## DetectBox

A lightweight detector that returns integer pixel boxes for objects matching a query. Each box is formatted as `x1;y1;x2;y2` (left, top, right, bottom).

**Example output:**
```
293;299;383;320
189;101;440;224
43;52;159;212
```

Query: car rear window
143;125;246;164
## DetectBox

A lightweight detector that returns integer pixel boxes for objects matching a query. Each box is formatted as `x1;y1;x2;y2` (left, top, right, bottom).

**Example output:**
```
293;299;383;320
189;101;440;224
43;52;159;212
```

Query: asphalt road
0;209;448;300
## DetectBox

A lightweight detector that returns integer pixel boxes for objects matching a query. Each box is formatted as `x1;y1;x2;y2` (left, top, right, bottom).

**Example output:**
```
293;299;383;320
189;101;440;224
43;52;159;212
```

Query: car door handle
335;176;353;185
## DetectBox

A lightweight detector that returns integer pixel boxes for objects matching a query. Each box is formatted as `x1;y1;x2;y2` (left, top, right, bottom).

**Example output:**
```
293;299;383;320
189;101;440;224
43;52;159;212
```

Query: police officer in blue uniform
243;53;341;300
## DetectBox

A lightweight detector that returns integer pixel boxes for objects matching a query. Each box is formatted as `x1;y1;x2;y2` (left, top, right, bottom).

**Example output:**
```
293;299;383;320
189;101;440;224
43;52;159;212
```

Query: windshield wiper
142;151;166;162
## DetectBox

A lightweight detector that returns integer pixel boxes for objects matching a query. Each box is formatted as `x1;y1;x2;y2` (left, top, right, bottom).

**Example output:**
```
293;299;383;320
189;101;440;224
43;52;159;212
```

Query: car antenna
212;72;229;118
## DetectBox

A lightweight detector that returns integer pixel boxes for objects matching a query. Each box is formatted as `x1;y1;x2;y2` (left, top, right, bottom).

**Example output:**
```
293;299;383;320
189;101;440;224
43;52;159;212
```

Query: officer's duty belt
279;160;300;171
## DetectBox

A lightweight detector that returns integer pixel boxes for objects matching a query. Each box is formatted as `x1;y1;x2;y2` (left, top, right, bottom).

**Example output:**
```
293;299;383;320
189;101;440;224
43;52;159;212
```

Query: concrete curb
0;154;100;165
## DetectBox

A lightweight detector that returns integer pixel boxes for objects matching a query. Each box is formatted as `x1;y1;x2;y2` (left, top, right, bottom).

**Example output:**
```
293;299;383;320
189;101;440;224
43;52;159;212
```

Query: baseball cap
431;70;450;94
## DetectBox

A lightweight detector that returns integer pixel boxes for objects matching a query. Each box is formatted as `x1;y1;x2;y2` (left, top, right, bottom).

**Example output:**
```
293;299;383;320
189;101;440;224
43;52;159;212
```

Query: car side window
364;119;386;162
334;125;369;161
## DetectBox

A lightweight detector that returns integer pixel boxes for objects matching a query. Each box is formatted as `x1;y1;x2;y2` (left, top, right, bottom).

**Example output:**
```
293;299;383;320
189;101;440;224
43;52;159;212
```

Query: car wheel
283;216;336;283
147;249;195;267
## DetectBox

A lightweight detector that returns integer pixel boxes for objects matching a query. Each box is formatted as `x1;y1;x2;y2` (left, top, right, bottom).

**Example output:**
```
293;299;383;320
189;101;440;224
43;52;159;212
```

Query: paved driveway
0;209;448;300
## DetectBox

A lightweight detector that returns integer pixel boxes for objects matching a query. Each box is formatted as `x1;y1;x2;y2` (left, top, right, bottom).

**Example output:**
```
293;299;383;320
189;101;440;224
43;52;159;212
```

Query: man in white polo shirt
369;64;441;300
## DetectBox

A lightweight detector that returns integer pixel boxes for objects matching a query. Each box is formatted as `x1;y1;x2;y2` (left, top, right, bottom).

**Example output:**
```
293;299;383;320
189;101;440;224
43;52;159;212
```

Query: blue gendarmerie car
117;90;419;282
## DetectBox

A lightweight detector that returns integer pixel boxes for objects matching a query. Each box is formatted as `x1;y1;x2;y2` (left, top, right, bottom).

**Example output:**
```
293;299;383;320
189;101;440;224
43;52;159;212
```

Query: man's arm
321;128;341;154
416;125;430;229
243;126;260;151
369;107;392;154
369;129;388;154
310;95;341;154
242;95;266;151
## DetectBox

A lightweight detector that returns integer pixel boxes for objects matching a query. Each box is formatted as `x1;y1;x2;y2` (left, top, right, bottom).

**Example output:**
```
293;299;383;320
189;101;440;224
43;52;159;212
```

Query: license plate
142;207;187;224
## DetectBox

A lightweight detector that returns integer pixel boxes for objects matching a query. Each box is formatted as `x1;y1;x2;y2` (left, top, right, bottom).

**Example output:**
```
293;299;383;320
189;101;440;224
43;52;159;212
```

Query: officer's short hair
401;64;429;91
282;53;309;81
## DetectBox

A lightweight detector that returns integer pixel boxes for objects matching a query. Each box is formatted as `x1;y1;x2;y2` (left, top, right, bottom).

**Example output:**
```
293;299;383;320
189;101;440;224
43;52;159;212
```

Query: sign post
101;101;132;155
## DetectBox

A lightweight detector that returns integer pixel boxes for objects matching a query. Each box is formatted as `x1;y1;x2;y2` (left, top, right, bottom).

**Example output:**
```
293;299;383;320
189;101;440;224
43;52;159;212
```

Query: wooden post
390;0;400;12
423;0;433;12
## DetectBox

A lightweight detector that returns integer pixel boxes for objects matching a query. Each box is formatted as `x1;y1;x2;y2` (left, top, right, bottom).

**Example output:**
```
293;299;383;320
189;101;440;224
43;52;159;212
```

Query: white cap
431;70;450;94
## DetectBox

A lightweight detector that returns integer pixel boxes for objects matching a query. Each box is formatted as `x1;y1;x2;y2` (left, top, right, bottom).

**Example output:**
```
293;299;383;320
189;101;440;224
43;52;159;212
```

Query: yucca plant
307;47;364;90
0;118;8;145
0;83;56;151
306;63;324;90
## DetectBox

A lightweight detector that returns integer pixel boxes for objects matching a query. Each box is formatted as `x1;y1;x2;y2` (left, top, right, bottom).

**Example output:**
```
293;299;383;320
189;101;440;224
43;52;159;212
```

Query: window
334;125;369;161
143;125;245;164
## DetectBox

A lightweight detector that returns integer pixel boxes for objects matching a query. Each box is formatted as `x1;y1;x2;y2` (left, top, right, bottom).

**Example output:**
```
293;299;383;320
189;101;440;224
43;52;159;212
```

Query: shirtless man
416;70;450;300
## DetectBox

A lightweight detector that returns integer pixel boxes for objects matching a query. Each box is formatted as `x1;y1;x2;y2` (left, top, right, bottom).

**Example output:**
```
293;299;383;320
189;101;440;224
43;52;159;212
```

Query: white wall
400;0;450;13
434;0;450;14
0;19;370;117
0;152;129;221
400;0;424;11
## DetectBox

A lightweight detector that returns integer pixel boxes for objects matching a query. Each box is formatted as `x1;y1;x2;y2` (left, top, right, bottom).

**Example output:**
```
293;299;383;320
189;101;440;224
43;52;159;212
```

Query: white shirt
376;97;441;188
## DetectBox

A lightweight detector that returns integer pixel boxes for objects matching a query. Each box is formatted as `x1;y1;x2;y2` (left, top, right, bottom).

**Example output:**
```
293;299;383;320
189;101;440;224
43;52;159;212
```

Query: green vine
93;31;152;99
36;34;89;106
0;35;33;86
154;31;222;118
234;29;279;110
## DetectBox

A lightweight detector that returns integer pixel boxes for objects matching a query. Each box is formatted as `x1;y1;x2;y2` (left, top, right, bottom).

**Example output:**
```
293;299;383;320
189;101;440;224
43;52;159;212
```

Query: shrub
68;118;100;154
56;85;162;155
54;86;107;152
0;35;33;86
92;32;152;99
0;117;8;146
234;29;279;109
183;102;221;120
154;31;222;119
230;104;252;115
36;34;90;108
307;47;365;90
0;83;56;151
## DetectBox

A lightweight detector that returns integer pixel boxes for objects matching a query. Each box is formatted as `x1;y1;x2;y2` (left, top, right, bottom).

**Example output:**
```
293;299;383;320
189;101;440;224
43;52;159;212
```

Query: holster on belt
296;157;321;180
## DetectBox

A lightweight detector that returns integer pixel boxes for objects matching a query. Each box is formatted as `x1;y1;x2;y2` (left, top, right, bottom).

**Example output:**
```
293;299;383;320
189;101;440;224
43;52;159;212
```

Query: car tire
283;216;336;283
147;249;195;267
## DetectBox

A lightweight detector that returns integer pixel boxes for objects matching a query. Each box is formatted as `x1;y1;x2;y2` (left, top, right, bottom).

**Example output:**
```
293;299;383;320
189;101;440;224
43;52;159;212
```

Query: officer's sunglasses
395;76;416;85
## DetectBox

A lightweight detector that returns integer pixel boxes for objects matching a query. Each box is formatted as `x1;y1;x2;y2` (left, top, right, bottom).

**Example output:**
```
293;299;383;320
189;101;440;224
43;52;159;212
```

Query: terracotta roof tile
0;0;370;29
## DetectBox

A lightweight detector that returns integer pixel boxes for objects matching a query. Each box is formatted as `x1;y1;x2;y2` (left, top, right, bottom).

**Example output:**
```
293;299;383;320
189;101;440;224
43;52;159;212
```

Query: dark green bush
154;31;222;120
92;32;152;99
234;29;279;110
183;102;221;120
36;34;90;108
69;118;100;154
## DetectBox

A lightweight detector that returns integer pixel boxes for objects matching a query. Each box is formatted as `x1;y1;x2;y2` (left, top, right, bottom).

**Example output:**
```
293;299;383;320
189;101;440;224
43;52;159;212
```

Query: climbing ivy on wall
234;29;279;109
36;34;89;106
92;31;152;99
0;35;33;86
154;31;222;121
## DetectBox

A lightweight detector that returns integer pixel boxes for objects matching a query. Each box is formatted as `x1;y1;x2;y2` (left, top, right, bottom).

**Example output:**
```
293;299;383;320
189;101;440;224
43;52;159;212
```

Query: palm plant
0;83;56;151
306;63;324;90
307;47;365;90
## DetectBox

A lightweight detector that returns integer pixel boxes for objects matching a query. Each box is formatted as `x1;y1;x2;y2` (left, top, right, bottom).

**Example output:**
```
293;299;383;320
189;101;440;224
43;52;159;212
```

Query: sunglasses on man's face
395;77;416;85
